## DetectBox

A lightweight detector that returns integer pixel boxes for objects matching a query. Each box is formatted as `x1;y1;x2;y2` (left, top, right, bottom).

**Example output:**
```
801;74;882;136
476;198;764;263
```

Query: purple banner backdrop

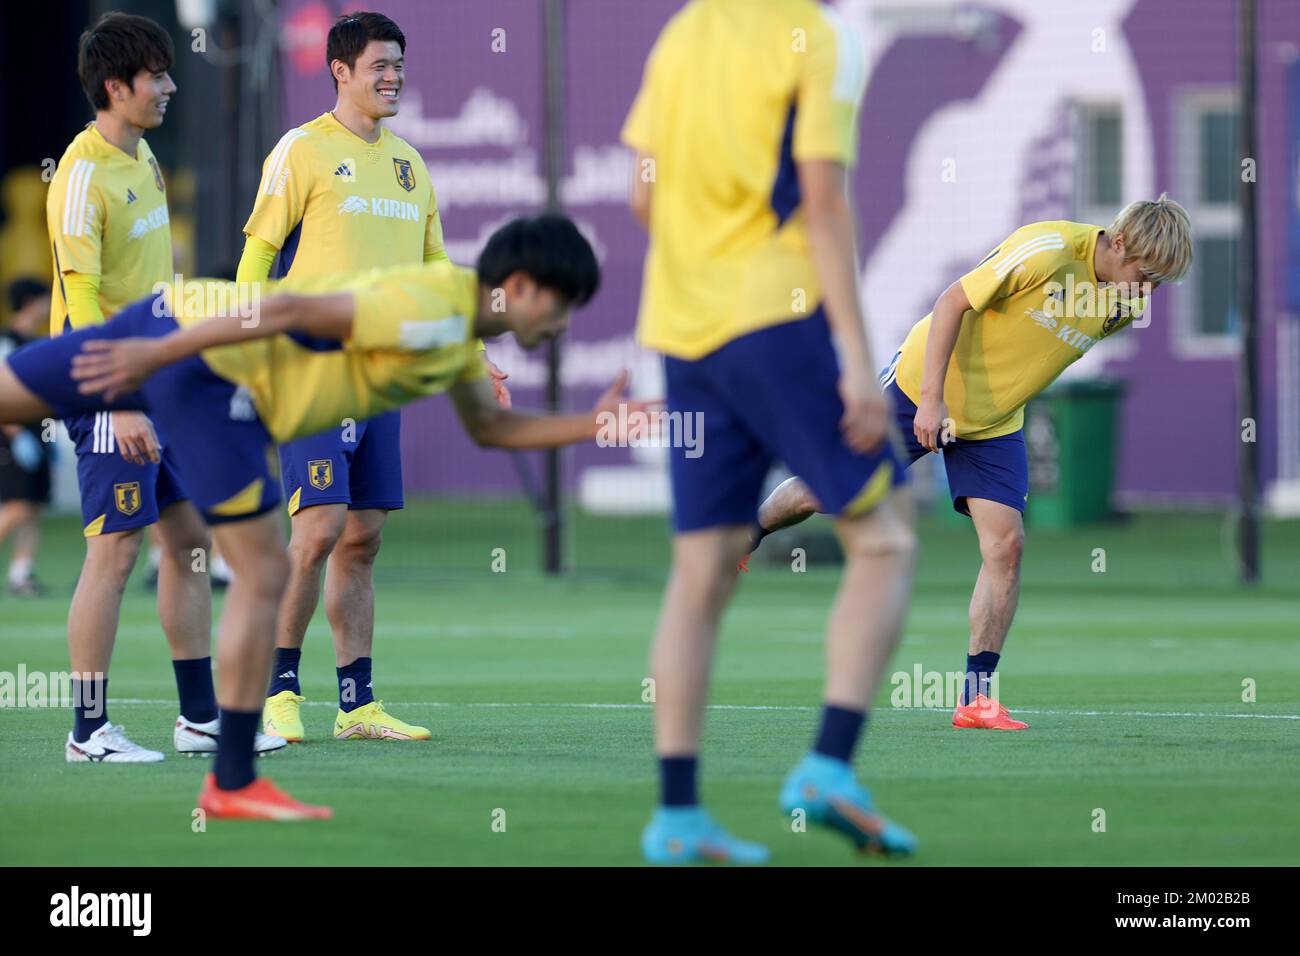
275;0;1300;504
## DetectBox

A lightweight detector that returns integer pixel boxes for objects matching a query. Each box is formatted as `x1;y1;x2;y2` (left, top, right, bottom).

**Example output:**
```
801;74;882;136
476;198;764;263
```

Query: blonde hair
1107;193;1193;284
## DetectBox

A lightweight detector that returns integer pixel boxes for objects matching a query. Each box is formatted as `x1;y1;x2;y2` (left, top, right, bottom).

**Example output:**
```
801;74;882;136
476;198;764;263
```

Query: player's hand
838;366;890;453
109;411;160;466
485;359;512;409
913;394;949;453
591;370;663;440
72;337;161;402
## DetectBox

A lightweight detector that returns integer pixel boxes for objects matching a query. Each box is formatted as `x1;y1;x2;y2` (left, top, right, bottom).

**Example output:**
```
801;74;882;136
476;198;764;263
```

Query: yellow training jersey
243;111;446;276
164;261;486;443
46;124;172;334
621;0;868;359
892;221;1142;441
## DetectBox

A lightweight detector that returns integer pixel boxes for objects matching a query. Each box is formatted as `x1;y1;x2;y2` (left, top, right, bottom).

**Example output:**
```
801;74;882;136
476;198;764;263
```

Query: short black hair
326;12;406;91
77;12;175;112
8;277;49;314
477;215;600;307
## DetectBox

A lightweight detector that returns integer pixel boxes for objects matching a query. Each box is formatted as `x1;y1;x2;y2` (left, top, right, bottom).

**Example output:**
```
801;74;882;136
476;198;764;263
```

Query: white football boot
66;723;165;763
174;715;288;756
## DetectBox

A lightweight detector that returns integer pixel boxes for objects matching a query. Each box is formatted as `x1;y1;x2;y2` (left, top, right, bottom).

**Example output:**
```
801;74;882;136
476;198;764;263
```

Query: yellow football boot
263;691;306;743
333;700;430;741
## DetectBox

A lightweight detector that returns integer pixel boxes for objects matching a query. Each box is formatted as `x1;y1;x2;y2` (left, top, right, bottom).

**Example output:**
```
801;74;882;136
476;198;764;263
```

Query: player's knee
248;546;290;597
85;531;144;588
841;520;917;563
336;524;383;567
980;527;1024;572
288;521;343;569
791;482;823;516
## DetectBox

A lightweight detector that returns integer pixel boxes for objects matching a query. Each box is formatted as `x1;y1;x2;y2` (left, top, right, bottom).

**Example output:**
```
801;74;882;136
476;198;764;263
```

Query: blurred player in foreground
0;279;54;597
749;197;1193;729
0;214;652;820
623;0;917;863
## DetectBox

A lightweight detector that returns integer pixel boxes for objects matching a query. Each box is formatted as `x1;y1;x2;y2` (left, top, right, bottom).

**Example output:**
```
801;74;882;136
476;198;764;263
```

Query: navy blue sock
337;657;374;712
71;676;108;742
268;648;302;696
213;708;259;790
813;705;867;763
964;651;1001;705
659;756;698;807
173;657;217;723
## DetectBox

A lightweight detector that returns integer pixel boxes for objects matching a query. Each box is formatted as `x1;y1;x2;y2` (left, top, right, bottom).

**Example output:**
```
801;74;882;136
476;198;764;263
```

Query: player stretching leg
623;0;917;863
49;14;282;763
749;198;1193;729
0;215;646;819
240;12;509;745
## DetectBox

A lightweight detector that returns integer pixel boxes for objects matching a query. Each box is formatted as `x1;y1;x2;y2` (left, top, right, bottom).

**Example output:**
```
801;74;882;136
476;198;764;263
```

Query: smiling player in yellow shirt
750;197;1193;730
238;12;506;746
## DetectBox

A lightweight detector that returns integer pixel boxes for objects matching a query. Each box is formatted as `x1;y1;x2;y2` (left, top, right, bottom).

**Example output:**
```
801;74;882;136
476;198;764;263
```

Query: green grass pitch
1;498;1297;866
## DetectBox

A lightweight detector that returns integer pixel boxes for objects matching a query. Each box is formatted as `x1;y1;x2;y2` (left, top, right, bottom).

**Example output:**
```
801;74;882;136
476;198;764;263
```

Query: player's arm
235;235;279;284
70;291;356;399
798;159;886;454
912;280;972;453
448;370;653;450
791;13;886;454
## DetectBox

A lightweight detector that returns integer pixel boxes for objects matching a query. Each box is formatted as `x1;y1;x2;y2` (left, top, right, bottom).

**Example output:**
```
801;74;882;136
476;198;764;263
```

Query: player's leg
151;487;217;744
265;429;354;742
195;512;329;820
65;525;159;761
640;352;772;865
0;428;51;595
131;356;328;818
0;361;58;424
741;476;822;567
942;431;1031;730
322;411;425;741
726;308;919;855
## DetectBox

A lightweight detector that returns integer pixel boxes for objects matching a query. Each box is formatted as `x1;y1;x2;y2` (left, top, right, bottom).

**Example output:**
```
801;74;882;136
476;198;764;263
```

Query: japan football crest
308;459;334;490
393;157;415;192
114;482;142;516
148;157;165;192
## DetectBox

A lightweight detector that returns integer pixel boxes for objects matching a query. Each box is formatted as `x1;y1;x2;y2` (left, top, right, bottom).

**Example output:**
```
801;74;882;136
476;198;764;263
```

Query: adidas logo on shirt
334;159;356;182
126;188;137;204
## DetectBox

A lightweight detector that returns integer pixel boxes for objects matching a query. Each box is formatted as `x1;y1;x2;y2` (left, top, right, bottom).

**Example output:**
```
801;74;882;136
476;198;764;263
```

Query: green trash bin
1023;379;1125;528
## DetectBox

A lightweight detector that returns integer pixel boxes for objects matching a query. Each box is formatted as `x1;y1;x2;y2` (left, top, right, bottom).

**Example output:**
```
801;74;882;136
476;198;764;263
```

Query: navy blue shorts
280;409;403;516
664;308;906;533
879;354;1028;516
8;295;281;525
64;410;188;536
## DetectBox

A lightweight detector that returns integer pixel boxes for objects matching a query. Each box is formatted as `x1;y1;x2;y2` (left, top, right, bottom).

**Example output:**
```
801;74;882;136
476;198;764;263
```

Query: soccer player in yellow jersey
47;13;282;764
0;214;647;819
624;0;918;863
750;198;1194;729
237;12;493;744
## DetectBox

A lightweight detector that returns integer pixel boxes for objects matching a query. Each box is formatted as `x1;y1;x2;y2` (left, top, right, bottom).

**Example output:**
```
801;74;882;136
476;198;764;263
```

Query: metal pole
540;0;567;575
1237;0;1260;584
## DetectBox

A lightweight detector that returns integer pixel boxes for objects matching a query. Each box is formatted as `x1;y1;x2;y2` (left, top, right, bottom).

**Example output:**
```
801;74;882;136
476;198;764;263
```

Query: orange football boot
197;773;334;821
951;693;1029;730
